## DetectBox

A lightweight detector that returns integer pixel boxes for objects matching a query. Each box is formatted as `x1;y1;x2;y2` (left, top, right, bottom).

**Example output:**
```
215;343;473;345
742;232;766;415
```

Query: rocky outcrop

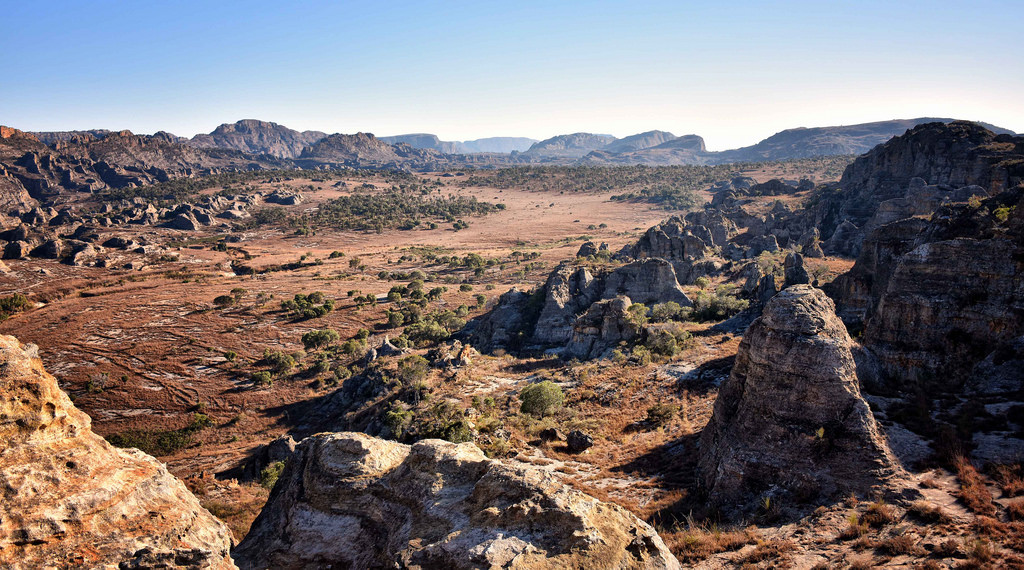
532;264;600;345
564;296;640;360
234;432;679;570
783;252;810;287
465;288;531;353
601;258;692;306
189;119;326;158
829;187;1024;393
0;335;235;569
698;286;906;513
817;121;1024;255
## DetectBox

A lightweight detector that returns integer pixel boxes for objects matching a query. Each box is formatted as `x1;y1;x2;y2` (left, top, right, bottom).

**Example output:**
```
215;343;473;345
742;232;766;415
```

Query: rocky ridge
189;120;326;158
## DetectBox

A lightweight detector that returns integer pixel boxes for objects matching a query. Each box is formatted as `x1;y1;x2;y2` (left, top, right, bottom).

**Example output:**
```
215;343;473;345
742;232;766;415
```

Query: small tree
397;355;429;386
519;381;564;417
302;328;340;350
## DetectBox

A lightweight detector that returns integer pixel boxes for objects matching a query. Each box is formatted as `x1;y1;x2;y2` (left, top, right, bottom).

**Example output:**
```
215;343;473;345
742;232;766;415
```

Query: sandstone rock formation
0;335;235;569
234;432;679;569
564;296;639;360
698;286;906;512
828;187;1024;393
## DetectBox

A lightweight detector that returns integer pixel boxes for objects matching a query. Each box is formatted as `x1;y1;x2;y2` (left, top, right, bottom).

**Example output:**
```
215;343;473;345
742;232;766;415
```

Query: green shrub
260;461;286;489
650;301;685;322
262;350;296;374
519;381;564;417
646;403;678;427
0;293;31;320
251;370;274;387
301;328;340;350
645;330;679;357
692;285;749;322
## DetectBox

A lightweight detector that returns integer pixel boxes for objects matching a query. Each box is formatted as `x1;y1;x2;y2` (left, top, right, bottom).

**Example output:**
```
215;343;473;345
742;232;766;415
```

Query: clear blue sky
1;0;1021;150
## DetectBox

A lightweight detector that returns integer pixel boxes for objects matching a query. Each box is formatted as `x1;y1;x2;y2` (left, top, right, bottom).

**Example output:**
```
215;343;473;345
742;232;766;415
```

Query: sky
1;0;1021;150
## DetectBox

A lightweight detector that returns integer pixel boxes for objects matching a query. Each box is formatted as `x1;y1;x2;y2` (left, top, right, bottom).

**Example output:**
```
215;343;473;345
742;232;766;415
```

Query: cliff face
816;121;1024;254
830;187;1024;393
234;432;679;570
0;335;236;569
698;286;906;512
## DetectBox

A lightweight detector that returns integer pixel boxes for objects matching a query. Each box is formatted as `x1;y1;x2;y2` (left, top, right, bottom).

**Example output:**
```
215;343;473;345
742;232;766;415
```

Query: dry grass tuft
992;463;1024;498
907;499;952;523
878;531;925;556
736;538;796;564
662;523;756;562
839;514;869;541
861;500;898;527
1008;499;1024;521
956;457;997;517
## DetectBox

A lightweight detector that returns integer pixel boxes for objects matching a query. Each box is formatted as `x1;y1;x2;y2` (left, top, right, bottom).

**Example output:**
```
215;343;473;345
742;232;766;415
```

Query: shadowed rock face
698;286;906;513
828;187;1024;393
234;432;680;570
0;335;236;569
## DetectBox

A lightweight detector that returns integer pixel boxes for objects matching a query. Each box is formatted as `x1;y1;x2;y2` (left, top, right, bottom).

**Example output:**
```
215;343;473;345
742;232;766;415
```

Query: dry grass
878;531;925;556
861;500;899;527
736;539;796;564
992;463;1024;497
662;523;756;562
956;457;997;517
839;514;869;540
907;499;952;523
1008;500;1024;521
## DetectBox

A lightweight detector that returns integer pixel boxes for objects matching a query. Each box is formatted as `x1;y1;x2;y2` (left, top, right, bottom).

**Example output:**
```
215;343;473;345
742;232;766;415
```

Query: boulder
566;430;595;453
233;432;679;569
165;213;201;231
698;286;906;513
576;240;598;257
532;264;599;345
465;288;529;352
600;258;691;307
747;234;779;256
30;239;64;259
783;252;810;287
564;296;640;360
0;335;235;569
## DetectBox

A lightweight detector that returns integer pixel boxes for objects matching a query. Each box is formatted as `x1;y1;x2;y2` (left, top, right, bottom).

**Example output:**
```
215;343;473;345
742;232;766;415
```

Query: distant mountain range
19;117;1017;175
379;134;537;154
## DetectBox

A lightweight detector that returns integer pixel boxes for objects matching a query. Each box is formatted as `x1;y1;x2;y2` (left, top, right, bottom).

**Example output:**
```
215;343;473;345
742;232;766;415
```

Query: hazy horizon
2;0;1022;151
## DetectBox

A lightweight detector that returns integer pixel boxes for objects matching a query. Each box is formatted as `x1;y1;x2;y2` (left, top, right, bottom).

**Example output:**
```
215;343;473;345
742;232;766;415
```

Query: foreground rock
234;432;680;570
0;335;235;569
698;286;907;514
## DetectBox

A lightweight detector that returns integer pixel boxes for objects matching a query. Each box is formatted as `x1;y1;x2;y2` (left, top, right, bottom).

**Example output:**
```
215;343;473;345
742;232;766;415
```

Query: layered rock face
829;187;1024;393
817;121;1024;255
698;286;905;511
234;432;679;570
0;335;235;569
